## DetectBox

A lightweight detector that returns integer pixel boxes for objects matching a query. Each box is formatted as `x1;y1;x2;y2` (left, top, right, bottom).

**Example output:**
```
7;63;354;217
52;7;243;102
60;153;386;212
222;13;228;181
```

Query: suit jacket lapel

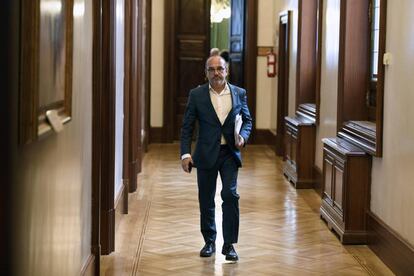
203;85;221;125
229;84;240;109
223;84;239;126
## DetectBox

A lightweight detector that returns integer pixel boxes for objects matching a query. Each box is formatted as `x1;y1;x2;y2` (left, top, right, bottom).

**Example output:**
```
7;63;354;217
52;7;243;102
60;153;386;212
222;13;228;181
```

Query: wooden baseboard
114;180;126;213
149;127;163;143
129;160;137;192
101;208;115;255
253;129;276;145
367;211;414;275
80;254;95;276
143;130;149;152
115;180;128;231
313;165;322;195
275;132;284;156
137;145;143;174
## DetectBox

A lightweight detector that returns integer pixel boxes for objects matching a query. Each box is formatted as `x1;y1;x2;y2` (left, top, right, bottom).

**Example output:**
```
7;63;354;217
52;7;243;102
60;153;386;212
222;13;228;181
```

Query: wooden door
229;0;245;87
164;0;211;141
276;11;291;156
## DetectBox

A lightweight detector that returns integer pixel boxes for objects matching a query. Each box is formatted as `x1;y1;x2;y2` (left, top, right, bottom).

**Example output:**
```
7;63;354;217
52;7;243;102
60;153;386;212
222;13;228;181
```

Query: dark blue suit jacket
180;83;253;170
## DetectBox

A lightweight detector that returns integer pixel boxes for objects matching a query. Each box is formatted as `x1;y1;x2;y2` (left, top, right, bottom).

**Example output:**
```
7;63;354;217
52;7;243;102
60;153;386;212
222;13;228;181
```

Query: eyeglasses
206;66;226;73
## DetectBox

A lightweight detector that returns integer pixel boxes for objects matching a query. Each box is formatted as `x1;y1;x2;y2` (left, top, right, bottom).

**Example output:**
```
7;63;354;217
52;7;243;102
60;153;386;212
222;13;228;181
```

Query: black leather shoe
200;242;215;257
222;243;239;261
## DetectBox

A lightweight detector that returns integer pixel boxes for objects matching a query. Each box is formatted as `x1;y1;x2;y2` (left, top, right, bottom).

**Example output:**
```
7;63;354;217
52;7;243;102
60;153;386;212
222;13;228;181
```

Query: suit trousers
196;145;240;244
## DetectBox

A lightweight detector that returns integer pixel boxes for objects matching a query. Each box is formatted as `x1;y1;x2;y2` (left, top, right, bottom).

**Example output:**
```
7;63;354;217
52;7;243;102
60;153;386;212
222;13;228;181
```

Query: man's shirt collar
209;83;230;95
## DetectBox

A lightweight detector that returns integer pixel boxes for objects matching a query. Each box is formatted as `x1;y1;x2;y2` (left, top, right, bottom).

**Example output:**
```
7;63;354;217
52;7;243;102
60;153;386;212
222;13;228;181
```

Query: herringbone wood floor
101;144;393;276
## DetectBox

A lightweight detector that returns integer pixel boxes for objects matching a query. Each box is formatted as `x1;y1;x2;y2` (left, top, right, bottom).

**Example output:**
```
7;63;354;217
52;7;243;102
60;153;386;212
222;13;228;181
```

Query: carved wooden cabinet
283;104;316;189
320;137;372;244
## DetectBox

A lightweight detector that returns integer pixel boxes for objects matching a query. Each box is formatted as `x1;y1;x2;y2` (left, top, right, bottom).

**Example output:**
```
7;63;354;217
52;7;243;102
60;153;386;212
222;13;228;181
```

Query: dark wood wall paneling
123;0;132;211
275;11;291;156
136;0;143;179
136;0;152;166
162;0;175;143
176;0;210;140
296;0;318;108
337;0;370;126
336;0;386;157
136;0;144;174
19;0;39;145
99;0;116;255
144;0;152;152
243;0;258;143
315;0;323;124
374;0;387;157
128;0;140;192
229;0;245;88
92;0;103;270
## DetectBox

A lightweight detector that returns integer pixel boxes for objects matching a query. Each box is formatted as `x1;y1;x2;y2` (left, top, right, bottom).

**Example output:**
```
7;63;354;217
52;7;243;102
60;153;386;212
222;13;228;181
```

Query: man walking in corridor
180;55;252;261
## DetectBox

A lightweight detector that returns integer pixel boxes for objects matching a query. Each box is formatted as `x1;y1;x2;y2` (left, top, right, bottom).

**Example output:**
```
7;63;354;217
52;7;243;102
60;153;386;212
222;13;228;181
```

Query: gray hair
209;47;220;56
205;56;227;69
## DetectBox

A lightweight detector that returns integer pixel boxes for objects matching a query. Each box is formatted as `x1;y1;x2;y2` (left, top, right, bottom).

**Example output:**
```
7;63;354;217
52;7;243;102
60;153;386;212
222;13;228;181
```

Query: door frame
92;0;103;269
243;0;258;142
162;0;258;143
92;0;118;258
1;1;17;273
140;0;152;153
275;10;291;157
126;0;140;193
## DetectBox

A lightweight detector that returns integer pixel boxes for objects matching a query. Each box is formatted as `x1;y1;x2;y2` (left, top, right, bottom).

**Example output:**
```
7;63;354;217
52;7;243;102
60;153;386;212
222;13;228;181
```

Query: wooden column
92;0;102;268
99;0;116;255
127;0;141;193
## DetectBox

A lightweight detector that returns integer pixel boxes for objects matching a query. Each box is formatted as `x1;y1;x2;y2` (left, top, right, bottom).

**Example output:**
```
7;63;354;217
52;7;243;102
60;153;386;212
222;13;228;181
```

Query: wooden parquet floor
101;144;394;276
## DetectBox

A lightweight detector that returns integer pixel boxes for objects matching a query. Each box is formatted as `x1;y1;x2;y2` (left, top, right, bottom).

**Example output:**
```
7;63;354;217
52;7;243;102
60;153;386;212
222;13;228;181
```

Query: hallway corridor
101;144;392;276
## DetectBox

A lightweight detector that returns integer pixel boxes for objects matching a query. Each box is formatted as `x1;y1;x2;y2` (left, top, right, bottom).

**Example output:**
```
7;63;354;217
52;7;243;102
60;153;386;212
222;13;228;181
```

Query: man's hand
235;135;244;150
182;157;194;173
